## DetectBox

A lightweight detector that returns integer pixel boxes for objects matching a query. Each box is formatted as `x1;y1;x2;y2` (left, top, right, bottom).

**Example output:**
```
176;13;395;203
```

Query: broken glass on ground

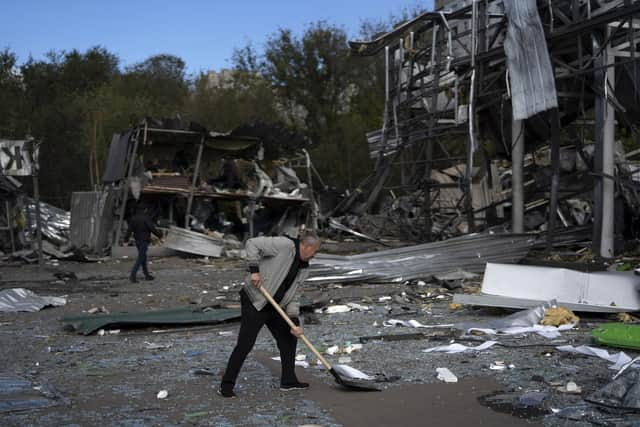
587;368;640;411
0;377;65;413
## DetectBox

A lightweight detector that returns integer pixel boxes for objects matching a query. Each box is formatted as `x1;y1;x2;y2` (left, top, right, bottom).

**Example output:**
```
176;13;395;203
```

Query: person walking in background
125;204;163;283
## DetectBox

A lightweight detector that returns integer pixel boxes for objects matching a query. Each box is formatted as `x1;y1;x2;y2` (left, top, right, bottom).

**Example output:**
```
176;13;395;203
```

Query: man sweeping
219;233;321;398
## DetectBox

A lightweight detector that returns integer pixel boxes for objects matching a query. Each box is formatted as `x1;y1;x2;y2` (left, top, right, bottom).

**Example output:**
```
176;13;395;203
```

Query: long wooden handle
258;285;333;371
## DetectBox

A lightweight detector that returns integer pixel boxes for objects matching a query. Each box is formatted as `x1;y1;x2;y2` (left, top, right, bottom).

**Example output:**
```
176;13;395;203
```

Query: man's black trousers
221;290;299;389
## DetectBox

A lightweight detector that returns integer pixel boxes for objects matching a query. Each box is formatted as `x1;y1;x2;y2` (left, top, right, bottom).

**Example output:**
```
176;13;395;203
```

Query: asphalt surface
0;255;637;426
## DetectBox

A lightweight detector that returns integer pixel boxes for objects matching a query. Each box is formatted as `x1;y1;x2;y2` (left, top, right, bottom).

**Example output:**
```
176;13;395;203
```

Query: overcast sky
1;0;434;75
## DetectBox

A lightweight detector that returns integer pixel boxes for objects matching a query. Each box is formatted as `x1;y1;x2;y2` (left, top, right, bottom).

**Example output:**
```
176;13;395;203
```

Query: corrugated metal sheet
164;226;223;257
0;288;66;312
70;190;115;255
504;0;558;119
25;199;70;246
306;233;535;285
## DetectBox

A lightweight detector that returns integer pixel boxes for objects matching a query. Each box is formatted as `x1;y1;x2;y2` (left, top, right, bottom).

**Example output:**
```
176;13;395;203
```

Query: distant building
205;69;234;89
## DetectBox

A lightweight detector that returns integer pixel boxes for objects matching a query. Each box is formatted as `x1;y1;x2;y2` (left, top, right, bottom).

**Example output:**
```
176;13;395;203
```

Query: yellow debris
449;303;463;311
464;285;481;294
617;312;640;323
540;307;580;327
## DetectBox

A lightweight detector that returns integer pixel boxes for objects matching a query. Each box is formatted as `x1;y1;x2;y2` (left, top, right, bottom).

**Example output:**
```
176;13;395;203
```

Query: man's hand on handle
250;272;263;289
253;272;301;336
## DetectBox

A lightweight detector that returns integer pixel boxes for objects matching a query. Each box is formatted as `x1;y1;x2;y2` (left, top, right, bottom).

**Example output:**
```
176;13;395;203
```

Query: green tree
262;22;355;135
122;54;189;115
77;84;155;187
20;47;120;206
0;48;28;137
238;22;377;189
188;69;281;132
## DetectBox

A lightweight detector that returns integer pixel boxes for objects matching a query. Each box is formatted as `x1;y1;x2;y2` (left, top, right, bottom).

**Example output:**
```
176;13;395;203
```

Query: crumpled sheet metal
306;233;534;285
164;226;223;257
459;300;550;332
0;288;67;312
455;262;640;312
391;301;575;340
25;199;71;246
556;345;632;371
461;301;576;339
503;0;558;120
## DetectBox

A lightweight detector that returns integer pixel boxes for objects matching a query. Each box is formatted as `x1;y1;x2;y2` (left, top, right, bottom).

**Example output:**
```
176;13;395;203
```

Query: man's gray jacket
242;236;309;317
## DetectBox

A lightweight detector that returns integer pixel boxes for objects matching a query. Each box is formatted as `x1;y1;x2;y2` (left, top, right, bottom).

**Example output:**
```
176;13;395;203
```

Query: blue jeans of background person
131;239;149;278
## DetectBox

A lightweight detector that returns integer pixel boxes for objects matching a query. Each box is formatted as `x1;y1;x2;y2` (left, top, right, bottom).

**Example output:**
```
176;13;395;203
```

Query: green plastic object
592;323;640;350
61;306;240;335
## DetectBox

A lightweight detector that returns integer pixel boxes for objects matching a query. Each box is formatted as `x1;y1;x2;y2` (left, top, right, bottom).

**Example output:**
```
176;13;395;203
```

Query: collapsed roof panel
306;232;534;285
454;262;640;312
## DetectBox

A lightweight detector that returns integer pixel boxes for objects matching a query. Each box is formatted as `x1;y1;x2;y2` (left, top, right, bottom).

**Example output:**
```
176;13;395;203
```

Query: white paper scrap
467;322;575;339
326;345;340;355
436;367;458;383
271;357;310;369
347;303;370;312
556;345;632;370
423;340;499;354
325;305;351;314
384;319;455;328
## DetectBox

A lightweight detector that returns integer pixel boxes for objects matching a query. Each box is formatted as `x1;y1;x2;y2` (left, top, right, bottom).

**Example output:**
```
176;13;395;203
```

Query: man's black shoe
280;381;309;391
129;275;137;283
217;388;237;398
144;275;155;281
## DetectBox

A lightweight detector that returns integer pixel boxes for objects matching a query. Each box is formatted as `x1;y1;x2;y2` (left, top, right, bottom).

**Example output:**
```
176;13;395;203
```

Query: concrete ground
0;254;637;426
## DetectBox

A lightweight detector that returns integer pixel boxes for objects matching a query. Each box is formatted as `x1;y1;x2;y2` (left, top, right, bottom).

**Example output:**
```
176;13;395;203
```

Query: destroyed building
0;175;24;256
332;0;640;258
70;118;319;258
6;3;640;426
0;139;70;263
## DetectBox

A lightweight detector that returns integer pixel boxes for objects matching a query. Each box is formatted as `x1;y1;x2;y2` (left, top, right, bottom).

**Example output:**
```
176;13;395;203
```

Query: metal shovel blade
329;368;381;391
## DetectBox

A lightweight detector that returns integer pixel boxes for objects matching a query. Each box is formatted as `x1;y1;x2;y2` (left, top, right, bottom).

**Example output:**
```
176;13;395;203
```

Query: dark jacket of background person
125;210;162;243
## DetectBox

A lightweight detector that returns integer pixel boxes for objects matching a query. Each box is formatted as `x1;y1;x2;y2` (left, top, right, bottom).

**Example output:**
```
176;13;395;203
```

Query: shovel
258;286;380;391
